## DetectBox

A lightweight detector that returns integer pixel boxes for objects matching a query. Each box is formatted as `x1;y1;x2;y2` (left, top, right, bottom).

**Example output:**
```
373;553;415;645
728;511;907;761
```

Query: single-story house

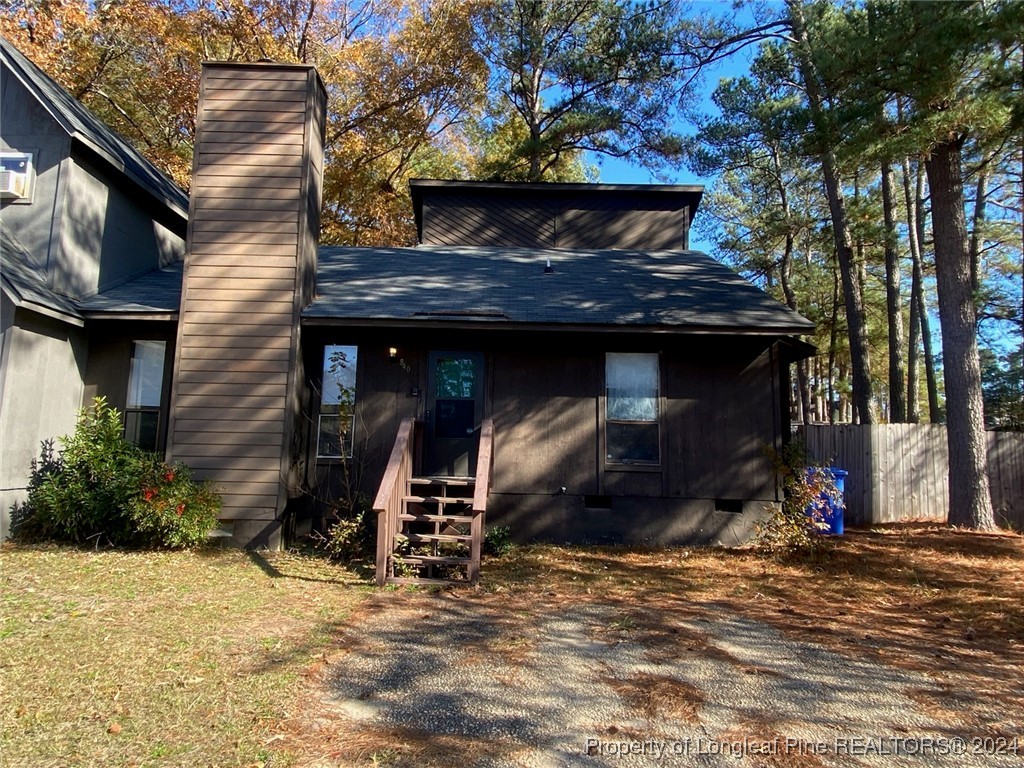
1;41;814;583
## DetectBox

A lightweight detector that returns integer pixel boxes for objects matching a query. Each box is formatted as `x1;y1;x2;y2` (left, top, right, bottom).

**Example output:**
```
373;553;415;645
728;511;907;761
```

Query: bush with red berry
18;398;220;548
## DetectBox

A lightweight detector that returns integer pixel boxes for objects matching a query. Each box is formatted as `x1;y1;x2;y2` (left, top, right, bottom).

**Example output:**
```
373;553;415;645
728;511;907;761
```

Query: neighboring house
1;43;815;580
0;37;187;538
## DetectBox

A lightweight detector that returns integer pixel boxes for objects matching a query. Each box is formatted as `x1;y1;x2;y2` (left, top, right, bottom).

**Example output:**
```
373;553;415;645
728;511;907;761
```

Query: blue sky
585;2;767;253
582;2;1021;364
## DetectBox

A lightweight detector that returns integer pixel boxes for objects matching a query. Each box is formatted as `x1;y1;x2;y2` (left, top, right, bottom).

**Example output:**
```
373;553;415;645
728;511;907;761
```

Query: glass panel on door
425;352;484;477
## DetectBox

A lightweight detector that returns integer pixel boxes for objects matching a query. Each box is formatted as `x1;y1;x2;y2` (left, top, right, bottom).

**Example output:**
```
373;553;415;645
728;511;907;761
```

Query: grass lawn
0;545;371;768
2;524;1022;767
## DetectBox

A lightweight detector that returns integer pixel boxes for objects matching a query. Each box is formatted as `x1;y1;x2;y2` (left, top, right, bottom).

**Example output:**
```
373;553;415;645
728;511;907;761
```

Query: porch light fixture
543;258;554;274
388;346;398;359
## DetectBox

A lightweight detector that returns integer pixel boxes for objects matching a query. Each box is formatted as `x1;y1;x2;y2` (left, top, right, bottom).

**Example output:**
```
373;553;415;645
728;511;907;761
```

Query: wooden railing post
470;419;495;584
373;418;416;586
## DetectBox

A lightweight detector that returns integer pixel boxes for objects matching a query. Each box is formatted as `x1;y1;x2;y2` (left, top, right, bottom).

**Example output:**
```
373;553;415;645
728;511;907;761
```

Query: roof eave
409;178;705;194
300;315;813;336
2;280;85;326
2;273;85;326
79;310;179;321
777;336;818;362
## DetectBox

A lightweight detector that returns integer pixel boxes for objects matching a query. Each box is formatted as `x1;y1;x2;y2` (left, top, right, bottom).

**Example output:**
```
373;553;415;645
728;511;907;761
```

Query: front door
424;351;484;477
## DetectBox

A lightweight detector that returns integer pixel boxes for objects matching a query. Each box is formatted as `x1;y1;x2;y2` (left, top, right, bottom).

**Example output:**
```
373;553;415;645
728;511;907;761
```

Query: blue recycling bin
807;468;847;535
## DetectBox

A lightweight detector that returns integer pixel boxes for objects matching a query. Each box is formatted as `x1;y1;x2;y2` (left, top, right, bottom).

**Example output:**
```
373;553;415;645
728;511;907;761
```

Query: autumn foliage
3;0;488;243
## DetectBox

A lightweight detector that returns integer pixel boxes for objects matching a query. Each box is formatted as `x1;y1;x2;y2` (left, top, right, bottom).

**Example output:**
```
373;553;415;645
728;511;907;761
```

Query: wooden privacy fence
799;424;1023;531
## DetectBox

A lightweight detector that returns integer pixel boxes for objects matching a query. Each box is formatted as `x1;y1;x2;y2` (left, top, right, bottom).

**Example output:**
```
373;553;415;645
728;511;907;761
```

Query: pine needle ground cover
2;526;1021;767
0;546;370;768
283;526;1022;767
480;525;1024;735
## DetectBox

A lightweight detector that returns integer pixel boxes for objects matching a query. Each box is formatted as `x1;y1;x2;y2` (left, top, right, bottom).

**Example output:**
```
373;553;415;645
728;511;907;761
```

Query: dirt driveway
286;585;1022;767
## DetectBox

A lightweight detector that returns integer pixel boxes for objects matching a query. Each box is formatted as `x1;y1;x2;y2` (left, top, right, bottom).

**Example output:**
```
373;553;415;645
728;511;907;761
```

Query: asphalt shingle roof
76;262;184;314
305;245;814;332
1;224;181;317
1;36;189;219
4;241;813;332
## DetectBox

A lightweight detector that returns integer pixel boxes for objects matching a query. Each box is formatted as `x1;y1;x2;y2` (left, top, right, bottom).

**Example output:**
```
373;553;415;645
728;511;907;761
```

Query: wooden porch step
400;532;472;543
403;495;474;505
399;513;474;524
385;577;468;586
410;476;475;486
394;554;471;565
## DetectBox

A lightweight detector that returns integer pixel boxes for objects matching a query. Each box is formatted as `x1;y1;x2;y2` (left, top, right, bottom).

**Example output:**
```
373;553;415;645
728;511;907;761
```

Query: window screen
606;352;659;464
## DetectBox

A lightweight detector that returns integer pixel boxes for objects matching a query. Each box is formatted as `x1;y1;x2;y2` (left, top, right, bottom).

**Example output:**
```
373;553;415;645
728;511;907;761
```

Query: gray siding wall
83;321;178;449
1;47;188;541
0;303;88;539
56;155;184;297
421;189;689;250
1;63;185;297
167;63;326;548
0;64;72;271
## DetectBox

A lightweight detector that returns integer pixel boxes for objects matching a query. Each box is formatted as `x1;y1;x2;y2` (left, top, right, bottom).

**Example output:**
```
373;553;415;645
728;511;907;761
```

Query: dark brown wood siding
168;63;326;526
423;192;556;248
301;332;783;540
558;200;684;250
490;351;600;495
662;342;781;500
420;189;689;250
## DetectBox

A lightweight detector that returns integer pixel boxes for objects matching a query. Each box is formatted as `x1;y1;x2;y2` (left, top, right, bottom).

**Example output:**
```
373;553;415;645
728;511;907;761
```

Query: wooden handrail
472;418;495;512
374;417;415;586
469;418;495;583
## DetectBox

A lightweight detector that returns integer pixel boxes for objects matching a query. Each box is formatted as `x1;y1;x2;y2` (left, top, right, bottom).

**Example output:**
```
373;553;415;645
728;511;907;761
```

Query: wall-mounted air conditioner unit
0;170;28;200
0;152;35;202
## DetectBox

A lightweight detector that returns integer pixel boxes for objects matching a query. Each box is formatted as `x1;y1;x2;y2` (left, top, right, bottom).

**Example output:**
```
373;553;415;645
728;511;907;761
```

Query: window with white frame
605;352;660;464
317;345;357;458
124;340;166;452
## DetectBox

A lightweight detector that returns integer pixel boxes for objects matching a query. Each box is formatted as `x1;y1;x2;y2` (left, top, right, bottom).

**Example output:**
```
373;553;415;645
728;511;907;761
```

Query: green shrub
20;398;220;548
755;442;842;558
318;513;368;562
484;524;514;557
126;462;222;548
315;494;374;562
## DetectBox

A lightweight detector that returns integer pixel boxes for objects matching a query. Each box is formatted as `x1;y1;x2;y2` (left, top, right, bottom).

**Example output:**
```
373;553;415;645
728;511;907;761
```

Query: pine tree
838;0;1024;528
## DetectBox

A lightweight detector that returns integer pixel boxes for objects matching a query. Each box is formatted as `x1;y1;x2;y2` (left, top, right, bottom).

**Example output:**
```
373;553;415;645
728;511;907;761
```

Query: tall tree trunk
852;170;869;423
780;237;812;423
772;146;812;424
828;260;840;424
814;357;824;422
915;167;942;422
881;162;907;422
903;157;922;422
968;166;988;302
787;0;875;423
924;139;994;530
